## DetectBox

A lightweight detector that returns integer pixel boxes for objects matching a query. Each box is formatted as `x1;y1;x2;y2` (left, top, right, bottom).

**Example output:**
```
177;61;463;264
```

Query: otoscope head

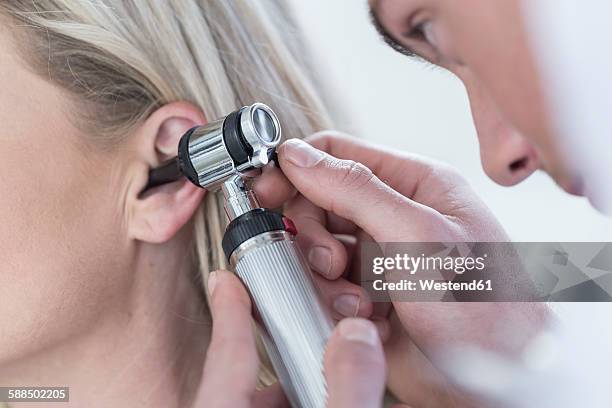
144;103;281;192
240;103;282;166
174;103;281;189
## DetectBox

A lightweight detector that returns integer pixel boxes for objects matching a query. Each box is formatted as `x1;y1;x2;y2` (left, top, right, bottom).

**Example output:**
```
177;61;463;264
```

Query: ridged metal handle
231;231;334;408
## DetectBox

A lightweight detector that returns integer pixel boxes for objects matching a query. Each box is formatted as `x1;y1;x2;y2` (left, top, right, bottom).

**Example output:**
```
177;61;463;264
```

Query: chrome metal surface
185;103;281;187
230;231;292;264
186;118;235;189
222;175;261;220
238;103;282;170
231;232;333;408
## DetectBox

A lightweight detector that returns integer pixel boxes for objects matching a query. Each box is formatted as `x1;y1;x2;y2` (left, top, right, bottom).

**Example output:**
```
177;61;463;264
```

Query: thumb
194;270;259;407
277;139;437;241
325;318;387;408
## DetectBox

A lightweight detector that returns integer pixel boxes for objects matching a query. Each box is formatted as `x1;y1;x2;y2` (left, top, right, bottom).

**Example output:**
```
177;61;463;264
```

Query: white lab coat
526;0;612;213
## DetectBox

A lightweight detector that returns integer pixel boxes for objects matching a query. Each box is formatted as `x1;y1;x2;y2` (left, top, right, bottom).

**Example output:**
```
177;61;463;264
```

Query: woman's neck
1;231;210;408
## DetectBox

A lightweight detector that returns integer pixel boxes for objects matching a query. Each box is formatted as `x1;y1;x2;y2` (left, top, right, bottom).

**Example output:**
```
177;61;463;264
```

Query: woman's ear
127;101;207;244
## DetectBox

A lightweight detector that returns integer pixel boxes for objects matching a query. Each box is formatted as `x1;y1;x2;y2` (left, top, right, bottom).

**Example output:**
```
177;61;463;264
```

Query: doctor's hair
1;0;333;386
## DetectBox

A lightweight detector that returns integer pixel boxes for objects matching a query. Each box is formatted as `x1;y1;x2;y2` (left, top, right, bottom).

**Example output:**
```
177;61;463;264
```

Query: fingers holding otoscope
254;153;389;331
196;270;389;408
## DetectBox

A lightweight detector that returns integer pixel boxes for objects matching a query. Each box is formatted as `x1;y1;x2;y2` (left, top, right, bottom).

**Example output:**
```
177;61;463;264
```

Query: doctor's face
370;0;584;195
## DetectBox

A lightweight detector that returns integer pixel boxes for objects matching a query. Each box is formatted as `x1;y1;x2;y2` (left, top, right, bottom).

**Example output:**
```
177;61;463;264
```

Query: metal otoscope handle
146;103;333;407
222;176;334;408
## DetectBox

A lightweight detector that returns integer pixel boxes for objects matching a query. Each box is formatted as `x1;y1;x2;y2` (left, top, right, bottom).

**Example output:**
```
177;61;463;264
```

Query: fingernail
338;318;378;347
308;246;332;276
281;139;324;167
208;271;218;295
333;294;361;317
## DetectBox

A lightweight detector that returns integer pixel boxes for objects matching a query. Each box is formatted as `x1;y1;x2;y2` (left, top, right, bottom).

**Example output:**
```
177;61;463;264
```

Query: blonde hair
1;0;333;386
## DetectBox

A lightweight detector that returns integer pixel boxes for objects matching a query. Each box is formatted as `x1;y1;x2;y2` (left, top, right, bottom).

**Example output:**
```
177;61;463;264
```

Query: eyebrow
369;6;417;58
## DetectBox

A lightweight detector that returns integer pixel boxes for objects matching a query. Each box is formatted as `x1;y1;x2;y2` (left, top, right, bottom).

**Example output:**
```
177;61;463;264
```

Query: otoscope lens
253;108;276;143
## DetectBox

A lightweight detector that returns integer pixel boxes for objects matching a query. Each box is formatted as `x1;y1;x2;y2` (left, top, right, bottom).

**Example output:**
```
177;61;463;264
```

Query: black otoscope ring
222;208;297;260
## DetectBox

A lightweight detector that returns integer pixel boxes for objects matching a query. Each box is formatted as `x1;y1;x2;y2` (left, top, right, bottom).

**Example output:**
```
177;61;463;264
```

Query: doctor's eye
370;8;440;66
404;21;429;43
402;20;440;61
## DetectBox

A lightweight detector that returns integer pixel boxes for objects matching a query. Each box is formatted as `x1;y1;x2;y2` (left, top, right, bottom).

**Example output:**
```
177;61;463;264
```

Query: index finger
306;131;437;199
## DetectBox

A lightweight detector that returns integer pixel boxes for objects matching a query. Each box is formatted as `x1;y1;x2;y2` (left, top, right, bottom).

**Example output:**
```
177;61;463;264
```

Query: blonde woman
0;1;393;407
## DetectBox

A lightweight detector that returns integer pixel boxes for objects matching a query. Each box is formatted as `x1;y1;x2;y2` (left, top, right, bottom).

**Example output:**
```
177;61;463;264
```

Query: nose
463;75;540;186
479;126;540;186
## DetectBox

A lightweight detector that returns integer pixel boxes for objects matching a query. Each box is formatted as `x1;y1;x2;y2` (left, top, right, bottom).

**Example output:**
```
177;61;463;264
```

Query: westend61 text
372;279;493;292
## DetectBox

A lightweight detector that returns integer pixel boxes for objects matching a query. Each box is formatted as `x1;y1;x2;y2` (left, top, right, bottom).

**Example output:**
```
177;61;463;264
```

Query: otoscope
145;103;333;408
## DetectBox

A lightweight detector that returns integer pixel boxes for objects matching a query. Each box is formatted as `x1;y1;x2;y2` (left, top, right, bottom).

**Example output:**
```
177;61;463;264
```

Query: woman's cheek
0;140;130;365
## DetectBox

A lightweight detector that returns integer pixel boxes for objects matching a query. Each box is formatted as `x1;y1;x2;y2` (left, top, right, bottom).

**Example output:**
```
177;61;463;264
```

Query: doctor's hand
256;133;549;405
193;270;406;408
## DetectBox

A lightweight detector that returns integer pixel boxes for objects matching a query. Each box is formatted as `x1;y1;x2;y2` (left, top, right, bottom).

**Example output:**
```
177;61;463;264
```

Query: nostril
509;157;529;172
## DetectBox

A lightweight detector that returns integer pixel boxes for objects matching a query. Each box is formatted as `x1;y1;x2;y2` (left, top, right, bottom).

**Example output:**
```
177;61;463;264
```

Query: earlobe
127;101;207;244
130;179;205;243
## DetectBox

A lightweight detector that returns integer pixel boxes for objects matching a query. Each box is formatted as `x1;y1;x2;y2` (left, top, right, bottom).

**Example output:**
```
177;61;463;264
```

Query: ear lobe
130;179;205;243
127;101;207;244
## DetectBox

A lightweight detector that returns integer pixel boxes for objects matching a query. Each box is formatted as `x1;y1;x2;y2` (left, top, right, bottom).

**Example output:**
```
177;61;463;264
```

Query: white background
289;0;612;241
